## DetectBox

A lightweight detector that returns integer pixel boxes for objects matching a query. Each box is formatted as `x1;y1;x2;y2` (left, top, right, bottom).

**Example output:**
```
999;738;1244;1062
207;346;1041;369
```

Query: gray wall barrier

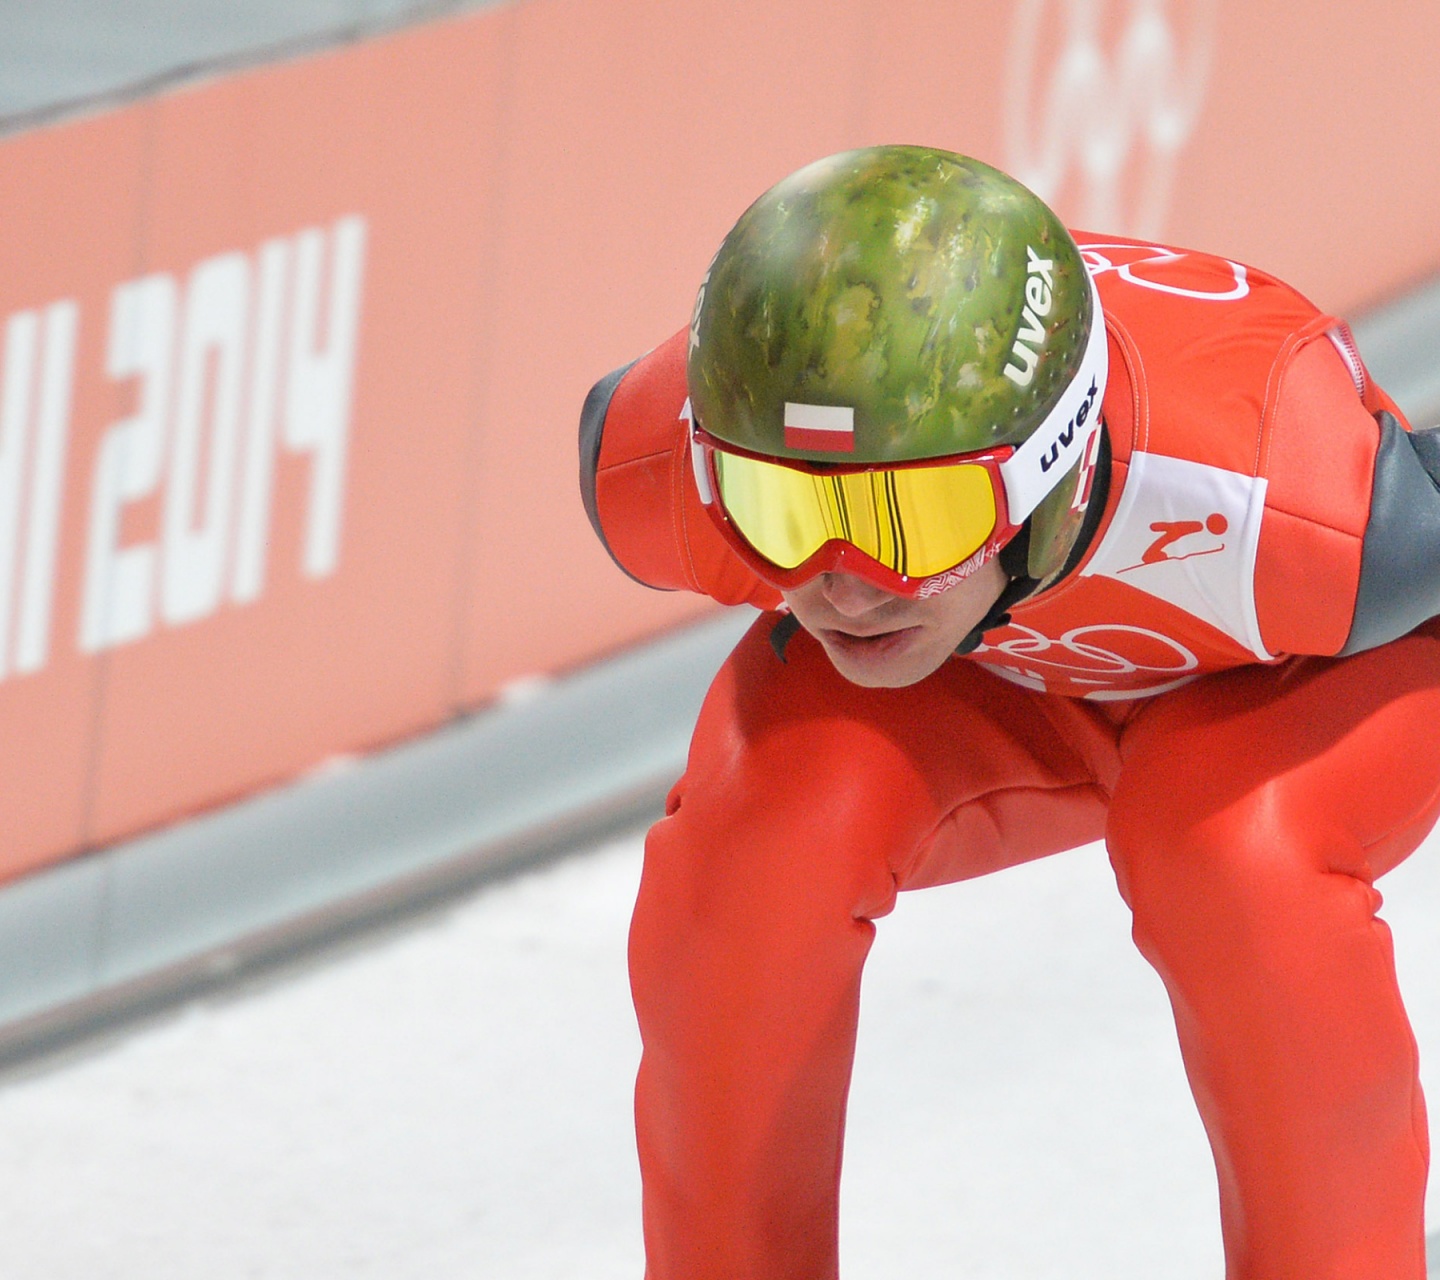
0;610;752;1059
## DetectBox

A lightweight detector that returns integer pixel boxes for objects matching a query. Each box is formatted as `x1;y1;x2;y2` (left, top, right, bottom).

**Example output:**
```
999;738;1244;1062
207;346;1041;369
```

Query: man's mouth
819;625;923;657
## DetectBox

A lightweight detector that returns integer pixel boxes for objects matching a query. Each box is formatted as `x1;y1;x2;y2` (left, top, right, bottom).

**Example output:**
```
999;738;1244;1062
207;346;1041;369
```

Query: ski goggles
690;426;1023;598
689;287;1108;598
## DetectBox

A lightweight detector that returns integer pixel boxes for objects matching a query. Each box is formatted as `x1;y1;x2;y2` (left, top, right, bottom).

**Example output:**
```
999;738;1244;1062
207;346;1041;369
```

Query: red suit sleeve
580;328;781;610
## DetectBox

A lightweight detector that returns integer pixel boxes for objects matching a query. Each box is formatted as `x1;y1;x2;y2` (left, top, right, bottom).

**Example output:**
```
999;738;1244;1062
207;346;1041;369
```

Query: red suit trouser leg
629;613;1440;1280
630;615;1120;1279
1106;624;1440;1280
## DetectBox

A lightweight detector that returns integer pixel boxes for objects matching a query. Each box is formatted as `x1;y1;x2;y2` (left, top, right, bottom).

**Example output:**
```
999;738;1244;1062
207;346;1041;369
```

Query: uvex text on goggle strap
690;287;1109;599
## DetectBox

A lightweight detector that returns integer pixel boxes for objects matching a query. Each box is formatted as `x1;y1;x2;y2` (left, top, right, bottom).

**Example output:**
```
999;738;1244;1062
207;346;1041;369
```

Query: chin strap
770;611;802;662
951;573;1037;656
953;529;1037;657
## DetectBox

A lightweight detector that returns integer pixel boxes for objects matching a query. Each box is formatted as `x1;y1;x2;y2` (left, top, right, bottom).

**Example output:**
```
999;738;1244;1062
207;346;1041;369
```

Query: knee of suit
1105;774;1388;978
1109;760;1313;899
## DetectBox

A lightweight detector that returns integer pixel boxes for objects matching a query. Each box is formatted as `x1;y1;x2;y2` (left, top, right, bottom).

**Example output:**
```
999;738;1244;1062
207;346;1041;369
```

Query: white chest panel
1080;451;1272;661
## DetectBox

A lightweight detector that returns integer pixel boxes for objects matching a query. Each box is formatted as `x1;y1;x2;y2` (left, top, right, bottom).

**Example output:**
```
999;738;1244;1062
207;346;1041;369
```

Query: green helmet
688;145;1107;585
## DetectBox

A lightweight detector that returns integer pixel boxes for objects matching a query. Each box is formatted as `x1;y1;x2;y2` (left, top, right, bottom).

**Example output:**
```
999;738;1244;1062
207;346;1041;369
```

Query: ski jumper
581;235;1440;1280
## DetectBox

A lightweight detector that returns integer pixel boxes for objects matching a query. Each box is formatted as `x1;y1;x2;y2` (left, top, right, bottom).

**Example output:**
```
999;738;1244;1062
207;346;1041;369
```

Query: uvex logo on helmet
1003;246;1055;388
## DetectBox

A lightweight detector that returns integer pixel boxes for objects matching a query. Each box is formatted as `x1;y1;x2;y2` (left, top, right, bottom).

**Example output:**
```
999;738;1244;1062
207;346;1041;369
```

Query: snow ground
0;822;1433;1280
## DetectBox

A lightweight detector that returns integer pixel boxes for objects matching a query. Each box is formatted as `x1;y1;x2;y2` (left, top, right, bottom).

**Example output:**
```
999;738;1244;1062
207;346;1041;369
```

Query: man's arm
1254;326;1440;658
579;327;781;610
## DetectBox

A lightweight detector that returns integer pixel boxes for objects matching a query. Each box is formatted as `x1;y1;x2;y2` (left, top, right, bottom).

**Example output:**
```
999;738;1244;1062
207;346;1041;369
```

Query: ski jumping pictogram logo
1118;512;1228;572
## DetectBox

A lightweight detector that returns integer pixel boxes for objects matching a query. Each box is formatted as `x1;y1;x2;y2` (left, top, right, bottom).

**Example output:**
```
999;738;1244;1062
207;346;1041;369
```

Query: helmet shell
689;145;1093;464
688;145;1102;584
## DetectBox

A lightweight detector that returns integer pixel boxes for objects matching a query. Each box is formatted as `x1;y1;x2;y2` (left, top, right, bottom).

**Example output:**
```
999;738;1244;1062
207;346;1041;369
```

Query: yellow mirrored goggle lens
713;450;999;578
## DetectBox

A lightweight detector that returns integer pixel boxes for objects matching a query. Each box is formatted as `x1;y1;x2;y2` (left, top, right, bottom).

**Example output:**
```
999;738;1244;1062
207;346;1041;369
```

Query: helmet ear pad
1024;452;1091;584
1027;423;1113;588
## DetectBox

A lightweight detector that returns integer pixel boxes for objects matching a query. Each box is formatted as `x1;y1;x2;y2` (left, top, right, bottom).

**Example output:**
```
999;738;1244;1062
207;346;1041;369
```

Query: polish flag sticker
784;402;855;452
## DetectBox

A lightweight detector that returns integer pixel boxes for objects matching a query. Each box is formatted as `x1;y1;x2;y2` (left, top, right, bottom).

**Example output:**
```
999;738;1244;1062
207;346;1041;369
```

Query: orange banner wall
2;0;1439;878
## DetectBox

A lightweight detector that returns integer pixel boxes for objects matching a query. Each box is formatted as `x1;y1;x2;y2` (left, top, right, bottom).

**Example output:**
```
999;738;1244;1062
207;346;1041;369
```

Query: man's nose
819;571;896;618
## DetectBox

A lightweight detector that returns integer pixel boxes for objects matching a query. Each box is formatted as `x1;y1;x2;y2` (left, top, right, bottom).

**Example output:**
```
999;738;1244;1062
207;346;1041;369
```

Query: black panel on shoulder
578;358;638;569
1339;412;1440;655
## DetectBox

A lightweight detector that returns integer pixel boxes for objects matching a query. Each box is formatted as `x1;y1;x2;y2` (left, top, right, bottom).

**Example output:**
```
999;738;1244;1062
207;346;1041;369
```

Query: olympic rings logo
974;622;1200;681
1081;241;1250;301
1004;0;1219;238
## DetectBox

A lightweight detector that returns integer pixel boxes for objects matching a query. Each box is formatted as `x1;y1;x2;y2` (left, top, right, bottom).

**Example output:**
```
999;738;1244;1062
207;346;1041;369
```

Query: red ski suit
582;235;1440;1279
